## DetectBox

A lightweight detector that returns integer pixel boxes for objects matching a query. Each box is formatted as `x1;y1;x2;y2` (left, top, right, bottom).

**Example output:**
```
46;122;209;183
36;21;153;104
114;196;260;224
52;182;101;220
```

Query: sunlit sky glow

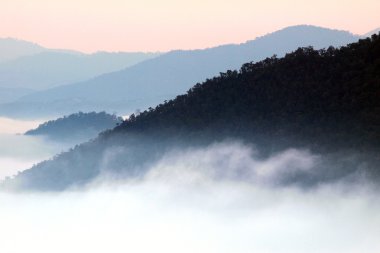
1;0;379;52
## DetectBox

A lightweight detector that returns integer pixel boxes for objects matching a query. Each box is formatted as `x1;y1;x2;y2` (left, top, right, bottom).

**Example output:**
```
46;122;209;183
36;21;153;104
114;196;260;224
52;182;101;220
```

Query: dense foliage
117;34;380;150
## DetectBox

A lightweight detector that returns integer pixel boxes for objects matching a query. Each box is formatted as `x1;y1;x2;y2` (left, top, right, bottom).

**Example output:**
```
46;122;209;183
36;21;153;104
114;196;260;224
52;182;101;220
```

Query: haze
0;118;73;179
0;0;379;252
1;0;379;52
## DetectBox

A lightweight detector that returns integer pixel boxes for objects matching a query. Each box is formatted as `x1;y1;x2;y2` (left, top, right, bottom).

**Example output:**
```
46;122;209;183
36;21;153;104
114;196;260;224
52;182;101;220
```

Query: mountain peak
249;24;357;43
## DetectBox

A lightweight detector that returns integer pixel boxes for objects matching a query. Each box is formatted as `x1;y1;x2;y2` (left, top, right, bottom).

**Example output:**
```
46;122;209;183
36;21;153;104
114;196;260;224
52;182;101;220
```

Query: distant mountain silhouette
0;38;47;63
0;25;360;118
0;51;161;91
0;87;35;104
25;111;123;143
5;33;379;191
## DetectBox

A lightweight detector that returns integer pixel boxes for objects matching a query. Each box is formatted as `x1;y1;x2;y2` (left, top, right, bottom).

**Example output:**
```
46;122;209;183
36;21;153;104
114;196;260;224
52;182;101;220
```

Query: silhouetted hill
25;111;123;142
0;25;360;118
4;34;379;191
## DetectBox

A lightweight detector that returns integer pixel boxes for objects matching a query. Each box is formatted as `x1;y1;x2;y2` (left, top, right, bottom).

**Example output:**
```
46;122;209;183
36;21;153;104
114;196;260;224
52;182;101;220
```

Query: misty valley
0;25;379;253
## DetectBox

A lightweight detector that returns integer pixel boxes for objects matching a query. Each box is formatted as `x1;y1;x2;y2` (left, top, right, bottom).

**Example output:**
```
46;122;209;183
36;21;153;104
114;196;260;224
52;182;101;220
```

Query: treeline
114;34;380;150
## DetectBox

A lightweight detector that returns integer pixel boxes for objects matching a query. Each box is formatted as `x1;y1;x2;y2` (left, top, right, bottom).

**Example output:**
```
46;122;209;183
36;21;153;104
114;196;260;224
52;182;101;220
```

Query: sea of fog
0;117;379;253
0;117;71;179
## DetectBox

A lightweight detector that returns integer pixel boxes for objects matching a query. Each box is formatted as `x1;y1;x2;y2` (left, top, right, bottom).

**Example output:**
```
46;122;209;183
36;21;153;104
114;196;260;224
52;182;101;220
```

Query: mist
0;117;42;134
1;141;379;253
0;117;72;179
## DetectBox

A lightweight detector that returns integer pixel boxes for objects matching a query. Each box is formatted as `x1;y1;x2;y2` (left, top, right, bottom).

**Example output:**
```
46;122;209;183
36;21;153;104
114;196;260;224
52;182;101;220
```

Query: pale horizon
1;0;379;53
1;24;377;54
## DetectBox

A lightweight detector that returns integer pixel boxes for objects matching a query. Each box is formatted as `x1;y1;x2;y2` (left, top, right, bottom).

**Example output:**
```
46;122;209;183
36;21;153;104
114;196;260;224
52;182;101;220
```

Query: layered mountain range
4;33;379;191
0;38;159;104
0;25;363;118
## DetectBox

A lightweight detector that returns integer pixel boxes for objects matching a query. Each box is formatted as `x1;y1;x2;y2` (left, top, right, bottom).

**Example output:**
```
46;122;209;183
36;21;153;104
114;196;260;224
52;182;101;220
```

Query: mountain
0;38;46;63
0;38;82;63
4;33;380;191
0;25;360;118
0;38;160;104
0;51;160;92
0;87;35;104
25;111;123;143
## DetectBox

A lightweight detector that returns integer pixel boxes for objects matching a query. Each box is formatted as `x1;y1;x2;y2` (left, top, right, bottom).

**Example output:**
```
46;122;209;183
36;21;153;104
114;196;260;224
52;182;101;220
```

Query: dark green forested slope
116;34;379;149
5;34;380;191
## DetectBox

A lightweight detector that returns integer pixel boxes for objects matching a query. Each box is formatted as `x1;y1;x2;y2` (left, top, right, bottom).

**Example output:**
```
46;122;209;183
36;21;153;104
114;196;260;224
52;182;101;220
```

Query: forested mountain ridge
116;34;380;149
25;112;123;142
0;25;360;118
4;34;380;191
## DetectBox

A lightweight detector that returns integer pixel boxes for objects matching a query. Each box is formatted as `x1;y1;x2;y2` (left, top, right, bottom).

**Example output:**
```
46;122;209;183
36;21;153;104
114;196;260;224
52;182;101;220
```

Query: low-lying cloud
144;142;318;186
0;117;73;179
1;141;379;253
0;133;70;179
0;117;42;134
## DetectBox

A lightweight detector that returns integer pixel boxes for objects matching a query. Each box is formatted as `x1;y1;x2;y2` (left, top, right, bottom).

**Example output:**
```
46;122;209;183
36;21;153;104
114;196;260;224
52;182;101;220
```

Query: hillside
25;112;123;142
3;33;379;191
0;25;360;118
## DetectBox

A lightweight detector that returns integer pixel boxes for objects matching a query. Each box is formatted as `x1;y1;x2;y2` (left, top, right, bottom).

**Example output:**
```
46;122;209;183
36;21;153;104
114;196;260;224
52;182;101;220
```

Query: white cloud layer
0;117;42;134
1;141;379;253
0;117;72;179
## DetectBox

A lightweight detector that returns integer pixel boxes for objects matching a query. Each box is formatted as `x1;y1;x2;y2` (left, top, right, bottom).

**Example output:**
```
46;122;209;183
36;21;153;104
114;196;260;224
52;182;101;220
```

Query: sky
1;0;380;53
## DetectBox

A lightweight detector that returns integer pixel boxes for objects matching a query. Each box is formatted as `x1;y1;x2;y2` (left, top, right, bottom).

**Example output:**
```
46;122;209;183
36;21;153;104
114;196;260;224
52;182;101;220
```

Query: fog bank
1;141;379;253
0;181;378;253
0;117;43;134
0;117;72;179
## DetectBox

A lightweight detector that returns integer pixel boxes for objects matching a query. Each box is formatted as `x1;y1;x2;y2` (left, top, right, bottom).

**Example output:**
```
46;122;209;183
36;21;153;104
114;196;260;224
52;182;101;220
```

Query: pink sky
1;0;379;53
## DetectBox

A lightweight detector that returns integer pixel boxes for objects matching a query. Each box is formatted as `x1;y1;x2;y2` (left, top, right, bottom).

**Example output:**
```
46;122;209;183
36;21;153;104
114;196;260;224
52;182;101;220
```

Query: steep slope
0;25;360;118
5;34;380;191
